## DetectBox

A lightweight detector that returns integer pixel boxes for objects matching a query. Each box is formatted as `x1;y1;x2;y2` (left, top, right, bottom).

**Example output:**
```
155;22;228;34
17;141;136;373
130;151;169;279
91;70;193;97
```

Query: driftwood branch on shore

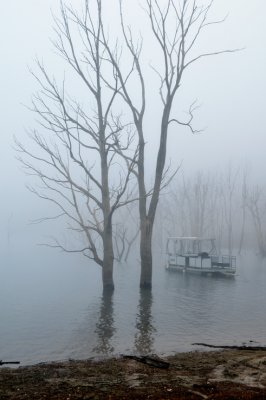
0;360;20;366
192;343;266;351
122;355;170;369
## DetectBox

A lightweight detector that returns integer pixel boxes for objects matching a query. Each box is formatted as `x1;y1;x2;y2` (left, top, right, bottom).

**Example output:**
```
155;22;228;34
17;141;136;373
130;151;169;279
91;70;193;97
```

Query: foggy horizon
1;0;266;236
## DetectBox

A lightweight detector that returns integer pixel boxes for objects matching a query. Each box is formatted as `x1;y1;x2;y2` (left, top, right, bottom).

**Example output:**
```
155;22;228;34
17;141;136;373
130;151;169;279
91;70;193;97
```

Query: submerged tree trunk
102;220;114;290
140;218;153;289
102;259;114;291
139;106;171;288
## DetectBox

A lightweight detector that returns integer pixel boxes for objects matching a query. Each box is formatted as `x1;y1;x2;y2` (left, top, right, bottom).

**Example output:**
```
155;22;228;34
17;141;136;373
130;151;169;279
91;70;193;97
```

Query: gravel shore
1;349;266;399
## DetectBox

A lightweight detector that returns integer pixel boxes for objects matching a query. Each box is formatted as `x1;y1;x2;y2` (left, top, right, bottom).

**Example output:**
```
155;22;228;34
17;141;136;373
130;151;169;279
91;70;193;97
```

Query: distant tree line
152;166;266;259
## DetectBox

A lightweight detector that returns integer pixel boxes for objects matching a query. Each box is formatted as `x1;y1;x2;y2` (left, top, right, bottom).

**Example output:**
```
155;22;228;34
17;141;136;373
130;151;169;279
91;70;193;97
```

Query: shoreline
1;349;266;399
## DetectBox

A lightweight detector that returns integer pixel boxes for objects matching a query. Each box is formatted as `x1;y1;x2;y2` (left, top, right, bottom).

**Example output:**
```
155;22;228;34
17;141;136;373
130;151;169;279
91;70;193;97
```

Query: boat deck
166;253;236;277
166;237;236;277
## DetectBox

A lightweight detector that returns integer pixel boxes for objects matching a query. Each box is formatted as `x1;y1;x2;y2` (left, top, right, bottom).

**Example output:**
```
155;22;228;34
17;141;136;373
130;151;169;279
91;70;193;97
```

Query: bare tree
247;185;266;257
179;172;210;237
161;171;219;242
102;0;237;288
16;0;137;291
238;167;249;254
113;205;140;263
221;165;239;257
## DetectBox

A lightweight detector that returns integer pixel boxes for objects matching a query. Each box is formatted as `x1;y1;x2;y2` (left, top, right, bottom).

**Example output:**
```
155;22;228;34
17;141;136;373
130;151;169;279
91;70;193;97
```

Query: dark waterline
1;246;266;365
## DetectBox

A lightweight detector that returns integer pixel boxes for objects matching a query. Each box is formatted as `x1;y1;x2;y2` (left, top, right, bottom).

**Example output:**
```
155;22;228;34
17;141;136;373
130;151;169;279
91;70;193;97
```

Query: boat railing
167;252;236;269
210;255;236;270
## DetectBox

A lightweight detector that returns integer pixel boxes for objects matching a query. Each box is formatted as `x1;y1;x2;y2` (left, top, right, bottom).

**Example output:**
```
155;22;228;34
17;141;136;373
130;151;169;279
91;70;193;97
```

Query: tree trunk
102;224;114;291
139;106;171;289
102;264;114;291
140;217;153;289
101;141;114;291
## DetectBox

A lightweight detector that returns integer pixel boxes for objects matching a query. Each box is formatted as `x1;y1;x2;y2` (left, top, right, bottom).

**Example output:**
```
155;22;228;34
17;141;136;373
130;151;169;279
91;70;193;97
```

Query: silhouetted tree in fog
103;0;237;288
16;0;137;291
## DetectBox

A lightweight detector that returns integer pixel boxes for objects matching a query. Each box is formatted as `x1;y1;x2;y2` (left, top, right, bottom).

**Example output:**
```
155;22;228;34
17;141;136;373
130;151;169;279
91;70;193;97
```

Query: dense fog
1;0;266;365
1;0;266;252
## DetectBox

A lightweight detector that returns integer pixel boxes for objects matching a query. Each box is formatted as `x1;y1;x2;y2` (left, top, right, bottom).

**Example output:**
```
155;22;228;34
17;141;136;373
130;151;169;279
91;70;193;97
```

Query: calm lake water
1;243;266;365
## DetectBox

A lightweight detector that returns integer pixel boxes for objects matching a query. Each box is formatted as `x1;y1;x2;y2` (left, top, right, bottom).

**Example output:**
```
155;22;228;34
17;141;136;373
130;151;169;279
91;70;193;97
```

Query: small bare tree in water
16;0;137;291
103;0;237;288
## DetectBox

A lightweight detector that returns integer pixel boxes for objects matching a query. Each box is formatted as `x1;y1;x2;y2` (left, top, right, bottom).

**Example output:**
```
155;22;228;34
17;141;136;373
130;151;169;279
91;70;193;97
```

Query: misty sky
1;0;266;238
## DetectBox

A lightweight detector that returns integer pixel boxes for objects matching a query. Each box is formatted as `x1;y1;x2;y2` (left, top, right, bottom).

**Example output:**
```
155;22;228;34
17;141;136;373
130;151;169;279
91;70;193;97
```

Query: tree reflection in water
93;290;115;355
134;289;156;354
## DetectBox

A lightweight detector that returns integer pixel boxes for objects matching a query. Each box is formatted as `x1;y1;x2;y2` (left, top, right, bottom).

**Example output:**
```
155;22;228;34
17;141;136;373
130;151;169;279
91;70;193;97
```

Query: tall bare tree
103;0;236;288
16;0;137;291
